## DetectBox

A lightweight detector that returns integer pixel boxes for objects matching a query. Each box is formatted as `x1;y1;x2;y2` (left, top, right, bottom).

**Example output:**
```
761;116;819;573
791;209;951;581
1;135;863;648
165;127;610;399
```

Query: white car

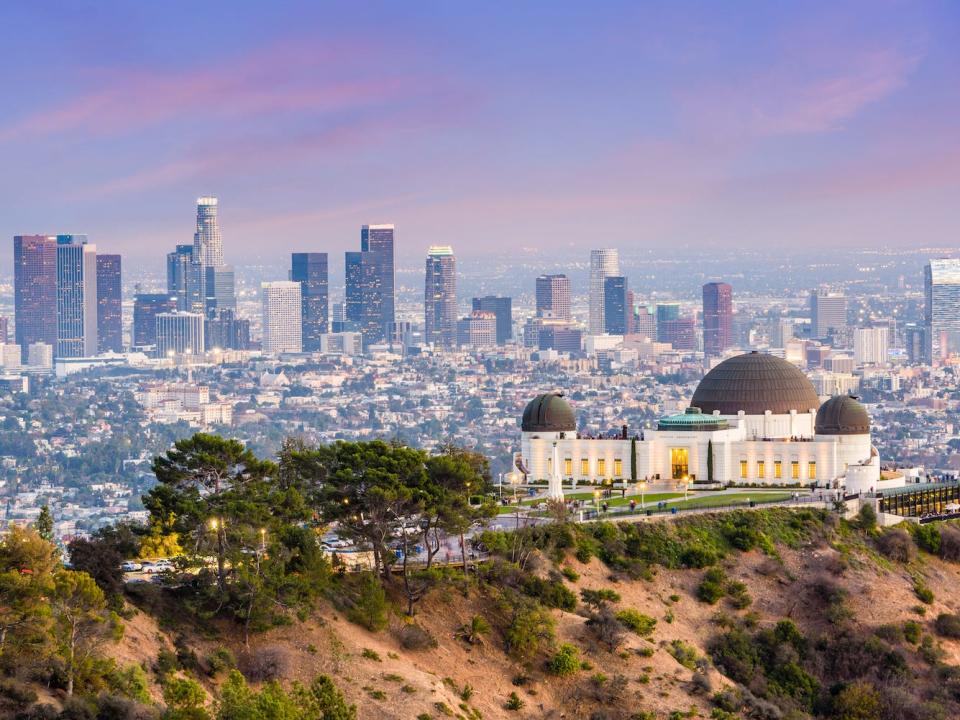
121;561;142;572
142;561;174;574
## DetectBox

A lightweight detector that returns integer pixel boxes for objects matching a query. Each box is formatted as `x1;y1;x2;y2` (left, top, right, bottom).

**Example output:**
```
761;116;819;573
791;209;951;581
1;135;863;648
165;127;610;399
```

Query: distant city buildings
603;276;629;335
14;235;58;361
589;249;619;334
925;258;960;362
291;253;329;351
810;291;848;343
457;311;497;348
133;294;177;349
424;245;457;349
345;224;395;345
471;296;512;345
702;282;733;356
853;326;889;366
156;311;205;356
261;281;302;355
55;235;98;358
96;254;122;353
535;274;571;321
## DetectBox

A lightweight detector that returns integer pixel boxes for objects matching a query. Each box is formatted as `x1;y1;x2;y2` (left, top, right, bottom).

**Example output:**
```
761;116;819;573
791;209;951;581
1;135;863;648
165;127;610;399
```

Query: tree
0;526;57;674
35;505;54;542
630;438;637;481
706;440;714;483
51;570;109;696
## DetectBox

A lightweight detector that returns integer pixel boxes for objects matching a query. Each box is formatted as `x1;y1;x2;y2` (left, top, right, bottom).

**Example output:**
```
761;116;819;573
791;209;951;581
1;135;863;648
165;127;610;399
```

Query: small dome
658;407;730;432
816;395;870;435
521;393;576;432
691;352;820;416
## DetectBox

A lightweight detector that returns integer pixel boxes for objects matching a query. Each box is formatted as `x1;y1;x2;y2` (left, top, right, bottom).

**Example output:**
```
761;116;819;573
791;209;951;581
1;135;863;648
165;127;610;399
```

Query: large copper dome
521;393;576;432
815;395;870;435
690;352;820;416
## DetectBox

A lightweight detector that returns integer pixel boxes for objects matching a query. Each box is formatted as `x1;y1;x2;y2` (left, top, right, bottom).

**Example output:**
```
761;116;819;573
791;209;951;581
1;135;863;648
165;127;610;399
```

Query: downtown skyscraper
14;235;58;361
291;253;329;351
589;249;620;334
424;246;457;348
179;197;236;317
96;254;122;353
345;224;395;345
55;235;98;358
603;276;629;335
535;274;571;321
261;281;302;355
471;296;512;344
702;282;733;356
925;258;960;361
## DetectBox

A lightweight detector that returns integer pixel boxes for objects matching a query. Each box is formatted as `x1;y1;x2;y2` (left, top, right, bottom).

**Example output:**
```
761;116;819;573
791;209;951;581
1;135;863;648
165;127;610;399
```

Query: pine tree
35;505;54;542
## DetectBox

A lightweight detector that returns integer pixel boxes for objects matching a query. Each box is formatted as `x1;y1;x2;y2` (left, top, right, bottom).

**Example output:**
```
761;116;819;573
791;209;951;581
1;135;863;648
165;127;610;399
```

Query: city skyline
0;2;957;263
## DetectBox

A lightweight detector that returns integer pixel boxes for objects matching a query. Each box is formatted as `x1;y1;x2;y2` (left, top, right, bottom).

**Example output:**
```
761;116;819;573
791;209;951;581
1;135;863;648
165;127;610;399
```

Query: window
564;458;572;476
670;448;689;479
791;461;800;480
740;460;748;479
774;460;782;479
597;459;606;477
581;459;589;476
614;459;623;477
757;461;765;479
808;461;817;480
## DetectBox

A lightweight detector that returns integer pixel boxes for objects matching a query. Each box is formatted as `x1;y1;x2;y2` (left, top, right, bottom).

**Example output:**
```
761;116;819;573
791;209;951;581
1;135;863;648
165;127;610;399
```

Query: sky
0;1;958;266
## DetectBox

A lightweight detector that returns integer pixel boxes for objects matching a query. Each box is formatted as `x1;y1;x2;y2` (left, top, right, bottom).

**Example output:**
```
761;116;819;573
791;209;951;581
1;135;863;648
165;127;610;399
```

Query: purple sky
1;1;958;264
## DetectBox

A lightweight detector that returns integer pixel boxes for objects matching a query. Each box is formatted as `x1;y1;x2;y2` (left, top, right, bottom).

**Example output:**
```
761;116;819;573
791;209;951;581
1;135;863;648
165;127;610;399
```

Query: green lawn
521;491;681;506
663;492;792;511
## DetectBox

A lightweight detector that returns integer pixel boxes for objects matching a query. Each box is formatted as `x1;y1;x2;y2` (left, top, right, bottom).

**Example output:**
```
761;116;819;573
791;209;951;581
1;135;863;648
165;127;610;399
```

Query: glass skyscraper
14;235;58;362
603;276;628;335
133;293;177;348
56;235;98;358
291;253;329;351
96;254;123;353
345;224;396;345
424;246;457;348
589;249;620;334
193;197;223;267
925;258;960;361
702;282;733;356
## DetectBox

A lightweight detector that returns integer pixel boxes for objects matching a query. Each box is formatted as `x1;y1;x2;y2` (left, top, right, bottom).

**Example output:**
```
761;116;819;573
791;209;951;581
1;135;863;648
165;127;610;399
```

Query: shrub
503;598;556;662
876;529;915;563
830;681;882;720
239;645;291;682
727;581;752;610
914;524;942;555
205;647;236;676
522;576;577;611
505;692;525;711
680;545;718;568
616;609;657;636
361;648;382;661
903;620;923;644
855;504;877;531
934;613;960;639
940;525;960;561
347;575;389;632
457;615;491;645
546;644;581;676
561;566;580;582
398;624;438;651
668;640;700;670
697;568;727;605
587;606;627;651
914;580;934;605
580;588;621;609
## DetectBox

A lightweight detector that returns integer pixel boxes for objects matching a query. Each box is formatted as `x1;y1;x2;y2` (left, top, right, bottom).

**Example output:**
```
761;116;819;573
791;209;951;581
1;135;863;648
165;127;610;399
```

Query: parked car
121;561;142;572
141;560;174;574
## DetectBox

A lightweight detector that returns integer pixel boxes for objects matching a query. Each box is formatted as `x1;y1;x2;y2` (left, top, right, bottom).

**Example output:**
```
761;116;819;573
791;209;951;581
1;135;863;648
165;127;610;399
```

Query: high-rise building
343;225;395;345
205;309;250;351
634;306;655;340
655;303;681;341
925;258;960;361
810;291;848;341
535;274;571;321
457;311;497;348
204;265;236;314
14;235;58;362
702;282;733;356
166;245;196;311
96;254;122;353
56;235;98;358
156;311;205;356
193;197;223;267
853;327;889;366
589;249;620;334
261;281;302;355
424;246;457;348
0;317;7;344
603;276;628;335
291;253;329;351
539;325;582;353
904;324;927;364
133;294;177;348
656;304;697;351
471;296;512;344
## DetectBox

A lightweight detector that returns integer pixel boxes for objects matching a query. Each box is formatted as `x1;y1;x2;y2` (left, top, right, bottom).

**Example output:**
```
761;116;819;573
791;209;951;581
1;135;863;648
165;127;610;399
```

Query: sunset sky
1;1;958;263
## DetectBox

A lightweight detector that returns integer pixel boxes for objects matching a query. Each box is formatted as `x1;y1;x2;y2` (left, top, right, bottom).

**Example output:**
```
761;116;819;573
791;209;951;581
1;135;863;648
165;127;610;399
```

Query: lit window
581;459;589;476
614;459;623;477
671;448;689;479
757;461;765;479
791;461;799;480
774;460;782;479
598;459;606;477
564;458;572;476
808;461;817;480
740;460;748;479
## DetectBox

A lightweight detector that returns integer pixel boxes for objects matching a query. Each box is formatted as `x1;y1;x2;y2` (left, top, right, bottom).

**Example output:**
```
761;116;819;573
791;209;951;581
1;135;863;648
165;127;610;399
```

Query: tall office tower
810;291;848;341
344;251;365;332
471;296;513;344
853;326;889;366
658;317;698;351
14;235;58;362
603;276;629;335
538;325;582;353
634;306;655;339
535;274;571;321
655;302;681;341
925;258;960;361
702;282;733;356
261;281;303;354
0;317;7;344
156;311;205;357
589;249;620;334
204;265;236;314
56;235;98;358
424;246;457;348
904;324;927;364
291;253;329;351
354;224;395;344
166;244;198;311
457;311;497;348
96;254;122;353
193;197;223;267
625;289;637;335
205;309;250;351
133;294;177;348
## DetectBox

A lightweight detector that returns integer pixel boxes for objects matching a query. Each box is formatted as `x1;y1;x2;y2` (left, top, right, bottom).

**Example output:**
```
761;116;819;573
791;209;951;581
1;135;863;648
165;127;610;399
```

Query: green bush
522;576;577;611
680;545;718;568
347;575;389;632
546;643;581;676
934;613;960;639
505;691;525;711
914;580;935;605
580;588;621;609
727;581;752;610
856;504;877;531
206;647;236;676
903;620;923;644
560;566;580;582
502;596;556;662
667;640;700;670
616;609;657;637
361;648;382;662
697;568;727;605
914;524;942;555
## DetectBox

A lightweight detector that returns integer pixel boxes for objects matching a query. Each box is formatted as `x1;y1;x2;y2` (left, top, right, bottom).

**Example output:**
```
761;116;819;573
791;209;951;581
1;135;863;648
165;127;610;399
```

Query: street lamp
681;476;689;501
637;480;648;509
593;488;601;514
